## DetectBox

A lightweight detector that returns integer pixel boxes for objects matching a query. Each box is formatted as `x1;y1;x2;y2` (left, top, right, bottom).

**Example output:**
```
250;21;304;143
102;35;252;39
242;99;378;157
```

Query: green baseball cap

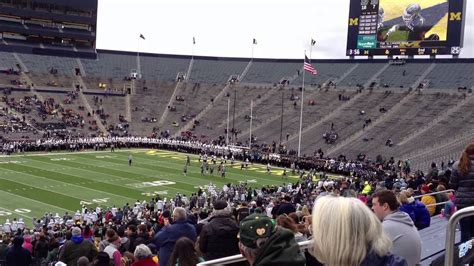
238;213;275;248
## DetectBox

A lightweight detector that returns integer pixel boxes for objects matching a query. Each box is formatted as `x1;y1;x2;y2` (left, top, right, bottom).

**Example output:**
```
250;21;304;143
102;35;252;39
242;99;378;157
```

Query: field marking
1;148;307;179
0;160;137;203
0;189;73;212
76;153;236;190
65;154;196;193
0;206;33;219
27;155;194;195
124;152;298;183
0;149;148;159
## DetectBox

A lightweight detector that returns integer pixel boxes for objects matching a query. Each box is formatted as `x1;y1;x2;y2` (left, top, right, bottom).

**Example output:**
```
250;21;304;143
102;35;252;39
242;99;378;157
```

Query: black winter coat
199;213;240;261
449;156;474;209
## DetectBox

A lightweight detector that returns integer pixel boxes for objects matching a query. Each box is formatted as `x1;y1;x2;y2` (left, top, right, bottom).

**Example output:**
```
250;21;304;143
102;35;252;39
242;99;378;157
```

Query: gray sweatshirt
383;211;422;266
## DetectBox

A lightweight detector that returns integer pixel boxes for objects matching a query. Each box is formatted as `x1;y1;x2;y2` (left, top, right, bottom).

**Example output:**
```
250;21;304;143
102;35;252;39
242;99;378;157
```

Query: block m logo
349;18;359;26
450;12;462;21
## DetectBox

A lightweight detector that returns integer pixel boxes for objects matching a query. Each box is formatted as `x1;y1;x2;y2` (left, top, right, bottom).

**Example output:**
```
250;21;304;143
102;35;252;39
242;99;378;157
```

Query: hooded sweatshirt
382;211;421;266
252;227;306;266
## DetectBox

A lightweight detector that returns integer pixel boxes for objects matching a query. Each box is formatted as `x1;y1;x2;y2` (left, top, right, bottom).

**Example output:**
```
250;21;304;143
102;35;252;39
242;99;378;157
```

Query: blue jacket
153;219;197;266
400;200;430;230
361;252;407;266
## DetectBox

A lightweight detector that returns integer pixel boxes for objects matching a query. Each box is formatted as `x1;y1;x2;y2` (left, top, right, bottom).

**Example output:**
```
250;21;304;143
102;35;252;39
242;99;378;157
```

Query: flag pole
297;50;306;158
226;98;230;145
137;35;141;78
192;37;195;60
251;38;256;60
249;100;253;148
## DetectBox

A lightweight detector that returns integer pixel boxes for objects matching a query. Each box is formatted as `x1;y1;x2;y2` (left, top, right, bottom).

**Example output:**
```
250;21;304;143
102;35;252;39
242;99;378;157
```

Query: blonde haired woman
311;196;407;266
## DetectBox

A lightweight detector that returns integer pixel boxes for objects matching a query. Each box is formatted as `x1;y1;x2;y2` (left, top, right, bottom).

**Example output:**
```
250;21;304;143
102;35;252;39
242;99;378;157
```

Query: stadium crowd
0;140;473;266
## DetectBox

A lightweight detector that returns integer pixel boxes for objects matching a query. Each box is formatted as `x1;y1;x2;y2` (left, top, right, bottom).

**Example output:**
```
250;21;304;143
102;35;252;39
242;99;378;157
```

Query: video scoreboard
346;0;466;56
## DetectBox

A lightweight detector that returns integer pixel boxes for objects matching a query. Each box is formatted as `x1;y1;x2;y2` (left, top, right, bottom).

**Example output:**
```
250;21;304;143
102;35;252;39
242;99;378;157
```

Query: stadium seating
189;58;248;84
426;63;474;89
338;62;386;86
377;63;428;88
0;51;472;171
242;61;301;84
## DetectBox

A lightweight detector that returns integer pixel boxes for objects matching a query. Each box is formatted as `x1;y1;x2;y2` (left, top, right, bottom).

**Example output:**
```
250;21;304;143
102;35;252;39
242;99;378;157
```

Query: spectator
134;224;151;248
153;207;197;266
44;238;60;265
59;226;97;266
372;190;421;266
33;232;49;263
127;224;138;253
276;195;296;215
6;236;32;266
22;234;33;254
103;230;122;266
168;237;204;266
91;251;110;266
434;184;451;217
362;181;372;195
77;256;90;266
311;196;407;266
238;213;305;266
420;185;436;216
0;236;10;262
199;200;240;261
131;244;158;266
236;202;250;223
276;214;307;243
398;190;431;230
449;143;474;242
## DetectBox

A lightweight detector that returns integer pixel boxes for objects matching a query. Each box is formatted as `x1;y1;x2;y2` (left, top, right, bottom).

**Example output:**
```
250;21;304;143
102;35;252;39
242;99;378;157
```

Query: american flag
304;56;317;75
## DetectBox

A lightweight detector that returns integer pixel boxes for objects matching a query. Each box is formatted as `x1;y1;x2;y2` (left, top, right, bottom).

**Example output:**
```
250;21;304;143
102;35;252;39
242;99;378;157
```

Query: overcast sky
96;0;474;59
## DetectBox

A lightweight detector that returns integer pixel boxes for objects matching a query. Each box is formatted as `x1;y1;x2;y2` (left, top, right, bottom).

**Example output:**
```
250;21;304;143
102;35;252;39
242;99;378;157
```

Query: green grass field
0;149;299;224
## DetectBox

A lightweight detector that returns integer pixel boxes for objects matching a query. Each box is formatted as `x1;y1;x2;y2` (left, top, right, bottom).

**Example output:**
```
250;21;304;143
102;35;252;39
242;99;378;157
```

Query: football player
381;3;438;41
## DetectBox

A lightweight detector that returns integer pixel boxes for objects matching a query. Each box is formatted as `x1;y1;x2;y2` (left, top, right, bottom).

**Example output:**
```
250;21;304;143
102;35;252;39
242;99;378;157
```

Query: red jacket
131;257;159;266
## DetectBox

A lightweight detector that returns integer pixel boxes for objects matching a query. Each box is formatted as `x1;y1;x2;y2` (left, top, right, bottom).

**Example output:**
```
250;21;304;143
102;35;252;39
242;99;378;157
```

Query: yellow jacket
421;195;436;216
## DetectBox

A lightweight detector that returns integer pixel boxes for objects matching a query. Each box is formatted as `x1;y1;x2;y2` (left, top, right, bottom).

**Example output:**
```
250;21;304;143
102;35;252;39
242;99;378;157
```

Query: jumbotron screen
346;0;466;56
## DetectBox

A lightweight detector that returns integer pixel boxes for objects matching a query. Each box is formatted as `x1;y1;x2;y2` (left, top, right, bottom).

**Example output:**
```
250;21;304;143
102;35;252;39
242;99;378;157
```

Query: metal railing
197;240;313;266
444;206;474;266
413;189;454;208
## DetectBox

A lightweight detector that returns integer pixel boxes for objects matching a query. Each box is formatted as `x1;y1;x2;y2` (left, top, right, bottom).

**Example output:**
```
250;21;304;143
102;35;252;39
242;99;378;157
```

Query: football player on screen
379;3;439;41
377;7;385;29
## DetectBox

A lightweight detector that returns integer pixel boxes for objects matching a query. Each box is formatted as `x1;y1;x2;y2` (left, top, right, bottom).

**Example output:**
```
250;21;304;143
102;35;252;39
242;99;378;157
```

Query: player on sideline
282;167;287;179
266;163;271;174
221;164;226;179
128;154;133;166
201;163;205;176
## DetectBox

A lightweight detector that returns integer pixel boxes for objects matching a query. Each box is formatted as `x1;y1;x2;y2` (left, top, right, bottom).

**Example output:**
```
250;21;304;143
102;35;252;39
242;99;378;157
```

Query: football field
0;149;299;224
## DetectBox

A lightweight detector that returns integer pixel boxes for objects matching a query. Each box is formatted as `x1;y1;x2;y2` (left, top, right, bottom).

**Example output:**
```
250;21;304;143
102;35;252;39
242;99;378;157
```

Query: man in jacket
372;190;421;266
134;224;152;248
275;196;296;215
6;236;32;266
59;227;97;266
199;200;240;261
153;207;197;266
238;213;305;266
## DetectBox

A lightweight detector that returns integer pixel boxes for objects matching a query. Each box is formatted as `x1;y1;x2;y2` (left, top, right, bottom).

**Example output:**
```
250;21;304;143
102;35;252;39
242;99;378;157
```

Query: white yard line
0;190;73;212
0;165;134;203
0;149;148;158
0;206;33;219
